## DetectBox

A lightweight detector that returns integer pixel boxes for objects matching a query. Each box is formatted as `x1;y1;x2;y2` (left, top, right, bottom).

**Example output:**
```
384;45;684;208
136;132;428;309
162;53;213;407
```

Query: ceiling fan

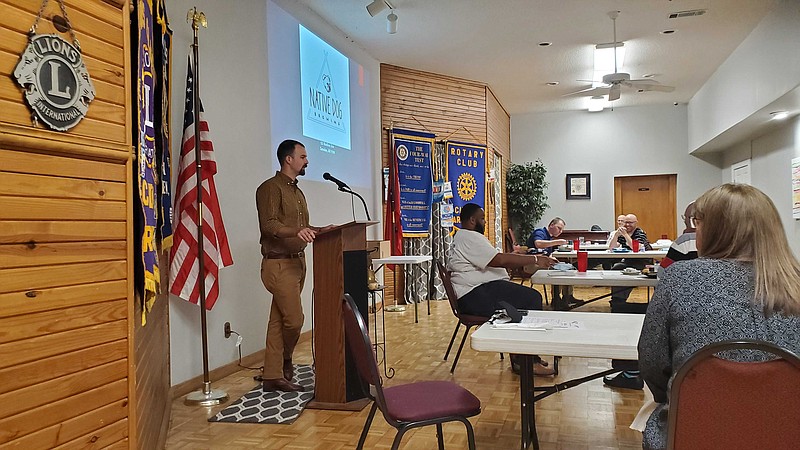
565;11;675;101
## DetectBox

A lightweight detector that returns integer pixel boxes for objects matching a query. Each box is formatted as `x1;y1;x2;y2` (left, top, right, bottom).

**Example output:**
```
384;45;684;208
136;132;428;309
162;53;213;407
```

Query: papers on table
492;316;582;330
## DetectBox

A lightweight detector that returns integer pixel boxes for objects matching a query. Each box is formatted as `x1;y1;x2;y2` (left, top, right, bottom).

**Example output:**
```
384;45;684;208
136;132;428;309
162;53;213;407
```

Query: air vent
668;9;707;19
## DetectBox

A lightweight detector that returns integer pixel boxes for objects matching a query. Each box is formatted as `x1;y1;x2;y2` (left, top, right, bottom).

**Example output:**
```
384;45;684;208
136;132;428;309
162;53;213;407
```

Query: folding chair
342;294;481;449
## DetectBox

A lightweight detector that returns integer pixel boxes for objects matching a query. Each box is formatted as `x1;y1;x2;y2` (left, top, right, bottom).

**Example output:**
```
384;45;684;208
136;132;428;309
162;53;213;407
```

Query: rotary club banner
446;141;486;229
391;129;434;237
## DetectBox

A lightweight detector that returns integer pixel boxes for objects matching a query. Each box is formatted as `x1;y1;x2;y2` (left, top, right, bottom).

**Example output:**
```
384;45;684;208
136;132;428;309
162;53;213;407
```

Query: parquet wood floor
166;285;648;449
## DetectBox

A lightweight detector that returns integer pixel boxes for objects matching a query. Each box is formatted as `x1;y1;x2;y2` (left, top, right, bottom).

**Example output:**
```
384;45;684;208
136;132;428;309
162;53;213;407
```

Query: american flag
169;57;233;309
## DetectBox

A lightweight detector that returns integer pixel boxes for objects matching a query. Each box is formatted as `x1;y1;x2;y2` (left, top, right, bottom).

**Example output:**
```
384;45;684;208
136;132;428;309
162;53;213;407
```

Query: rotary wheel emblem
457;173;477;201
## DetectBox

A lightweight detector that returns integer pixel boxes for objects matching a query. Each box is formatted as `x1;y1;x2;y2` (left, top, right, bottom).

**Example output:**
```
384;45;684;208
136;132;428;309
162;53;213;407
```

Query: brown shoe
533;362;555;377
262;377;303;392
283;359;294;381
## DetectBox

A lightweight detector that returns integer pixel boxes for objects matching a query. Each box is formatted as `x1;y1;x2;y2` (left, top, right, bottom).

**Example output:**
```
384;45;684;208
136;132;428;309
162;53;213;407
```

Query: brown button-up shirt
256;171;310;256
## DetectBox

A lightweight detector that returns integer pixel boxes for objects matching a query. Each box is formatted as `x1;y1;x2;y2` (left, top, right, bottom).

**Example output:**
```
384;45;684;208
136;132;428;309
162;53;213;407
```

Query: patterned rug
208;364;315;424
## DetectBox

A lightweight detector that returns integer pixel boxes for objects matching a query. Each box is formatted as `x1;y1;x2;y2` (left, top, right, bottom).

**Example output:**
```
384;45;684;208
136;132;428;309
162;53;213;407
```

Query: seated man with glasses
602;213;654;390
526;217;585;310
659;201;698;272
605;207;697;392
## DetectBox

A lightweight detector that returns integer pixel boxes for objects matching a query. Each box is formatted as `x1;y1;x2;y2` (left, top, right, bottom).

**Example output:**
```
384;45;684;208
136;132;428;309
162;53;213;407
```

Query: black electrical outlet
224;322;232;338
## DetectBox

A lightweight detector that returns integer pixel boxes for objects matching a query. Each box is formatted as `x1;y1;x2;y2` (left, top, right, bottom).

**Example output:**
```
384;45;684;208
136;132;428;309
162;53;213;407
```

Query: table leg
370;289;395;379
413;270;419;323
425;264;431;316
379;289;395;378
519;354;539;449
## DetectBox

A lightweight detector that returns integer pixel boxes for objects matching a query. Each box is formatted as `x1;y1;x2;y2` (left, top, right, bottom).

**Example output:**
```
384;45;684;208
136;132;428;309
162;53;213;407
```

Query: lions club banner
392;129;434;237
446;141;486;229
136;0;159;322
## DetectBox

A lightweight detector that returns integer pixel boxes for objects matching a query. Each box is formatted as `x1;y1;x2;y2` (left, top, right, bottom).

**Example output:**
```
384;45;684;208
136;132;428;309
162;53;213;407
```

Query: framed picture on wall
566;173;591;200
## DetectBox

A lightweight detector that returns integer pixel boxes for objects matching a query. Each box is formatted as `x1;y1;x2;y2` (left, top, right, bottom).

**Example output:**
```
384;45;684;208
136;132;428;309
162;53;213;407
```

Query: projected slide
267;0;374;188
299;26;351;150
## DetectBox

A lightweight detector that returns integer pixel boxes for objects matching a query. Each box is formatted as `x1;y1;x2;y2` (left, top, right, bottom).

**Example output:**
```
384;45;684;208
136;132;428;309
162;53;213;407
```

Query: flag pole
184;6;228;407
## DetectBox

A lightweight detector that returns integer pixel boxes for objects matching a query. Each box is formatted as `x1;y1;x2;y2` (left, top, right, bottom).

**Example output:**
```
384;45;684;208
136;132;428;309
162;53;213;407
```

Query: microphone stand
339;186;371;221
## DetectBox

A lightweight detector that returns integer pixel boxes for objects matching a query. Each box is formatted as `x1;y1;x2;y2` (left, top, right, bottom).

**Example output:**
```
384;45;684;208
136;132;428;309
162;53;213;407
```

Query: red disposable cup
573;239;580;251
632;240;640;252
577;251;588;272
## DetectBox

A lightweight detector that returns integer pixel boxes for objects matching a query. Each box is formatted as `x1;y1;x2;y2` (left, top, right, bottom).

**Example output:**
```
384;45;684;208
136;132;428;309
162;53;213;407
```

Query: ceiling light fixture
386;10;398;34
588;95;605;112
770;111;789;120
593;42;625;87
366;0;391;17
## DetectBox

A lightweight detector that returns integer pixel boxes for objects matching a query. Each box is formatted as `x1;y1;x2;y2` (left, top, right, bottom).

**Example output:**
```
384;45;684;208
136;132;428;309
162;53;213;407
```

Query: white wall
166;0;382;385
688;0;800;152
721;116;800;257
511;104;721;232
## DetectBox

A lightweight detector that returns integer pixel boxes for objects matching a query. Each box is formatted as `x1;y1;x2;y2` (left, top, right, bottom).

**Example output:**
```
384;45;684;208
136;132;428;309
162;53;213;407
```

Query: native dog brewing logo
14;34;95;131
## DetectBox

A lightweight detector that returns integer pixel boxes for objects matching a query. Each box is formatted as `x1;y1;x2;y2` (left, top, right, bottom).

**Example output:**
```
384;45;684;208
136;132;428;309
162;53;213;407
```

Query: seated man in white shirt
448;203;558;376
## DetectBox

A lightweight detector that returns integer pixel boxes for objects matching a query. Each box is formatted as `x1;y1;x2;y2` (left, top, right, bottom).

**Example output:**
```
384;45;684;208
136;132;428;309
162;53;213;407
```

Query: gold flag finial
187;7;207;29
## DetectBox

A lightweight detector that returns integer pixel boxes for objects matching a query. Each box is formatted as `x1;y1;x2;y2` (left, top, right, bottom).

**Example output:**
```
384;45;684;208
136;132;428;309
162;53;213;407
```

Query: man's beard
474;223;485;234
299;166;306;176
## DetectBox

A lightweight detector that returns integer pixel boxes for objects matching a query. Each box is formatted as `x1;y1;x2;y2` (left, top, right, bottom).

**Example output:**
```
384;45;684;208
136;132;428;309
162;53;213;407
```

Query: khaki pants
261;257;305;379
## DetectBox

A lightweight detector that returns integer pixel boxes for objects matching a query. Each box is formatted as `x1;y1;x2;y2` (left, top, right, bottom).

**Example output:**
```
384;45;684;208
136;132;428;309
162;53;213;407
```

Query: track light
366;0;388;17
387;10;398;34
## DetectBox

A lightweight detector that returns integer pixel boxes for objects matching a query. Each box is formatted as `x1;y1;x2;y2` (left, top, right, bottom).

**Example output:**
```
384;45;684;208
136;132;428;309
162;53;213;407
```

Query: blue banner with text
392;129;434;237
447;141;486;229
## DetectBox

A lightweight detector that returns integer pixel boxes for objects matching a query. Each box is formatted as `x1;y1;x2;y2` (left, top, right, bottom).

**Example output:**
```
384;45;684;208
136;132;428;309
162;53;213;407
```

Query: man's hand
315;224;337;234
618;226;630;237
297;227;317;243
555;239;568;246
536;255;559;268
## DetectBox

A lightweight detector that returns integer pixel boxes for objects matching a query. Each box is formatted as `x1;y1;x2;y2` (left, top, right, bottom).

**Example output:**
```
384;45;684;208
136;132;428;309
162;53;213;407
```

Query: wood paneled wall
486;87;512;245
0;1;140;448
133;254;171;449
379;64;511;300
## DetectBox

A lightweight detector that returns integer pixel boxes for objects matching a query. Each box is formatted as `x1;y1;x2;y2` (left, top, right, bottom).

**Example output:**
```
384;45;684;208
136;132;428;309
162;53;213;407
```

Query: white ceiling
298;0;777;115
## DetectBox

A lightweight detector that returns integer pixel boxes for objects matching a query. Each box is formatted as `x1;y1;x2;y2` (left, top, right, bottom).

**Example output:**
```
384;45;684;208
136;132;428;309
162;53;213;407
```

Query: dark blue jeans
458;279;543;318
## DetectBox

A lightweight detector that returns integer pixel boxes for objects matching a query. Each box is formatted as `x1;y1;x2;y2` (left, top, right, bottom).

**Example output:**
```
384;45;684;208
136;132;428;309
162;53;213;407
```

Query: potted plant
506;160;549;244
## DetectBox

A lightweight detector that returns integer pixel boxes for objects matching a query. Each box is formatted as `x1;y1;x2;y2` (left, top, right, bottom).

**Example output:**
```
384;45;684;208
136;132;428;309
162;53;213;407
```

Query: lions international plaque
14;33;95;132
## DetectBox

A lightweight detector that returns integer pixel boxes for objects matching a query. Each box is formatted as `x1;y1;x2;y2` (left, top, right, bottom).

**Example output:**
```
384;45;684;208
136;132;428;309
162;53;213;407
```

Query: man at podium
256;139;324;392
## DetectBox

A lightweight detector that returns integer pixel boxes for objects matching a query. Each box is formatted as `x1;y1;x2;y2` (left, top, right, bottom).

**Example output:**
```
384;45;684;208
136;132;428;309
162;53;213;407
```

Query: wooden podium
308;221;377;410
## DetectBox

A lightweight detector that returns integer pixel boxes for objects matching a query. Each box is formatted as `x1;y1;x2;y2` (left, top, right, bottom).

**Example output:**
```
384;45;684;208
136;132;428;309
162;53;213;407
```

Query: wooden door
614;175;677;241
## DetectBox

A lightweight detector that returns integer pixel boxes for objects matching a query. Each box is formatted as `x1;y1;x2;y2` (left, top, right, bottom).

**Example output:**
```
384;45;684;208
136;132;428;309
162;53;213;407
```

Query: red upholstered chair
666;339;800;450
342;294;481;450
436;261;496;374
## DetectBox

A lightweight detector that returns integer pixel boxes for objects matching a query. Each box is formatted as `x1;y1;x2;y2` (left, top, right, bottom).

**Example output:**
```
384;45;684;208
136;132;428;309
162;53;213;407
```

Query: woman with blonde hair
638;183;800;449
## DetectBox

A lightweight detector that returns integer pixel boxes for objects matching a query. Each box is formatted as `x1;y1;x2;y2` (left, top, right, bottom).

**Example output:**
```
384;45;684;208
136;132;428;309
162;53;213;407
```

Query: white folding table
471;311;644;449
372;255;433;323
532;269;659;309
551;249;667;260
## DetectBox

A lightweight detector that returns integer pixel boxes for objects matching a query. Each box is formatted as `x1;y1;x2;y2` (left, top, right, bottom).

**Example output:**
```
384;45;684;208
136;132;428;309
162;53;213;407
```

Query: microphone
323;172;349;190
323;172;370;221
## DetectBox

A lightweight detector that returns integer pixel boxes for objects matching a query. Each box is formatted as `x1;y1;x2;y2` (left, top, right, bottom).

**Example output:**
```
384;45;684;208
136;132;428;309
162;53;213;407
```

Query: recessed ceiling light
770;111;789;120
546;81;559;86
661;29;676;35
538;42;552;47
642;73;657;78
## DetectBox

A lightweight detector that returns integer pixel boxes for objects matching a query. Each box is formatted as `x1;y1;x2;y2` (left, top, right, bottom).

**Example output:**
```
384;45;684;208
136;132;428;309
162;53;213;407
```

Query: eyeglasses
681;215;698;227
